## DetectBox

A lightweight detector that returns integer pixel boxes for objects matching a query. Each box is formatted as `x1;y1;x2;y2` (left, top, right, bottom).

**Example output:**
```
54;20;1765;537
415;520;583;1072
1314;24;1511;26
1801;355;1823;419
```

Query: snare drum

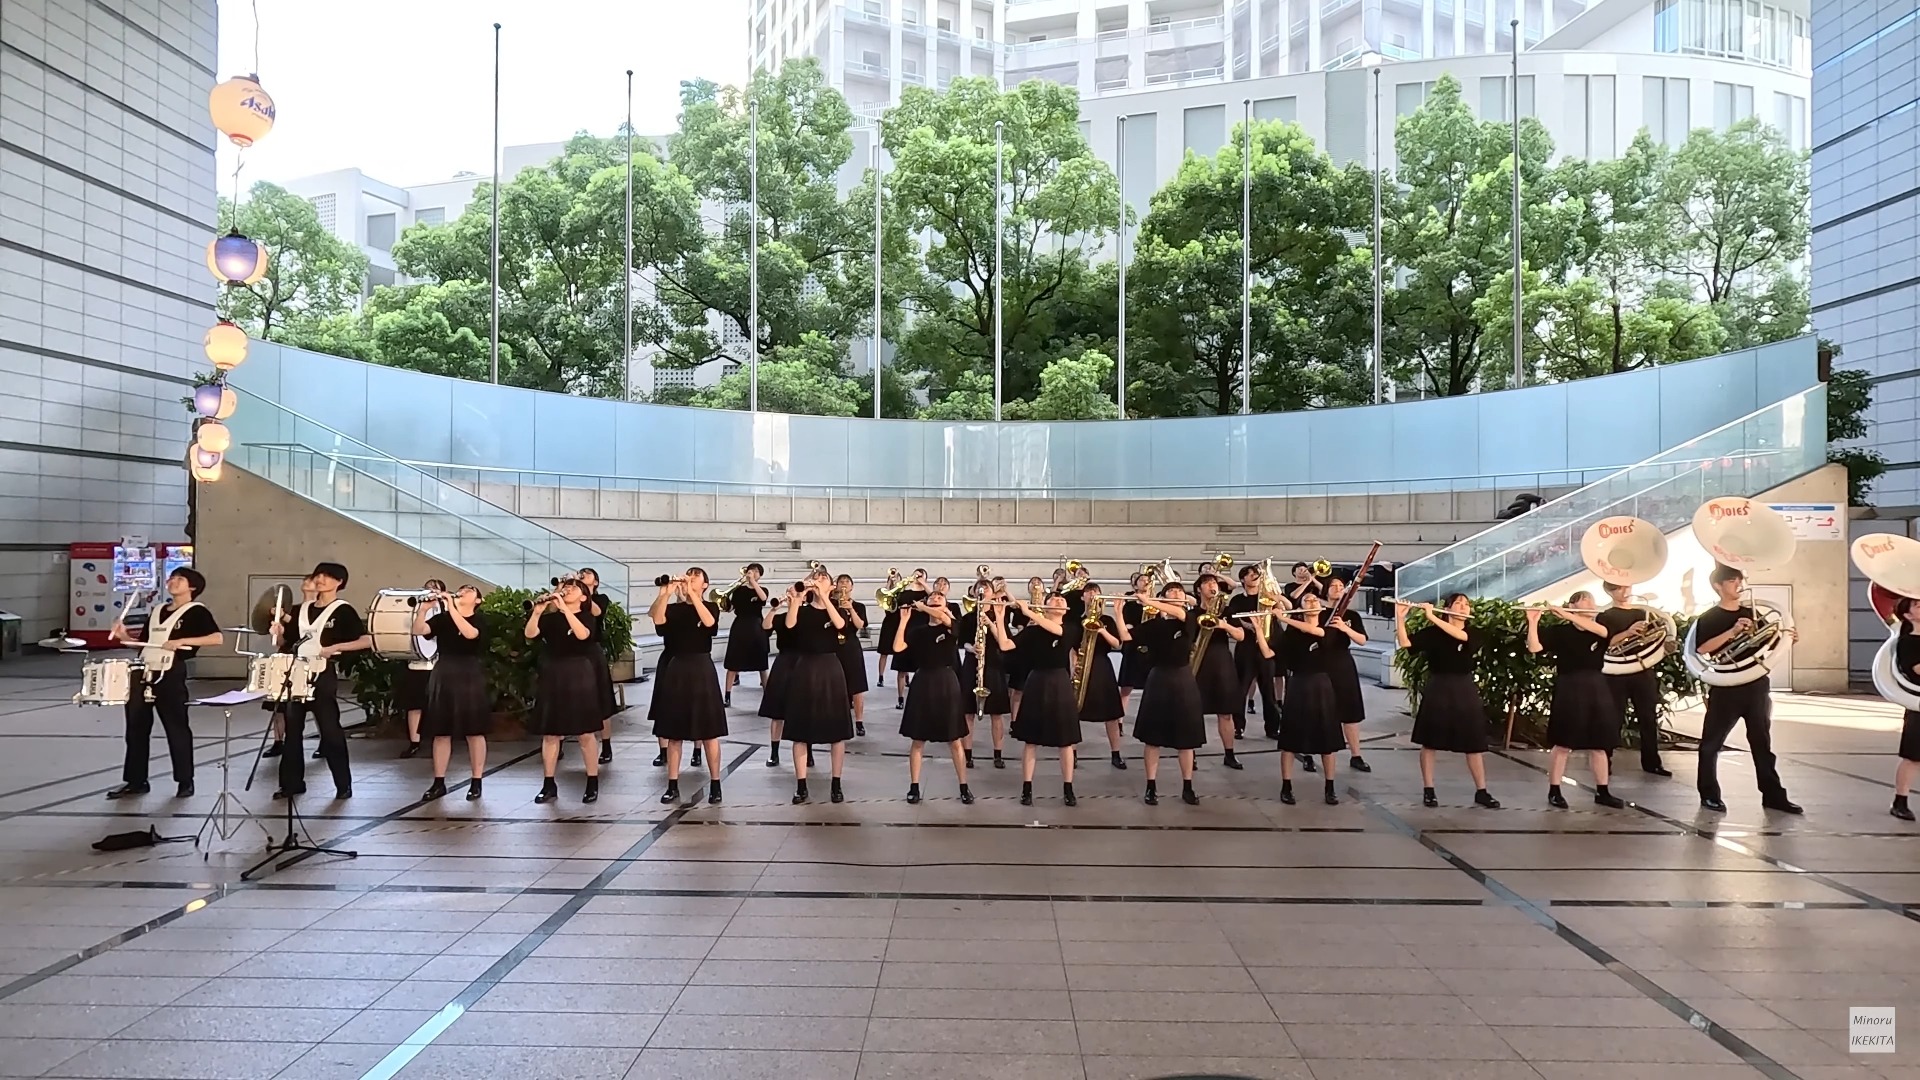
247;654;321;703
74;658;137;707
369;589;439;669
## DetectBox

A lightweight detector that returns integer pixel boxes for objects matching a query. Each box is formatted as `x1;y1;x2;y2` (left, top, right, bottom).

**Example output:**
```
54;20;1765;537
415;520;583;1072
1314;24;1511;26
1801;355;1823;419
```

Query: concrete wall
192;467;489;679
0;0;217;641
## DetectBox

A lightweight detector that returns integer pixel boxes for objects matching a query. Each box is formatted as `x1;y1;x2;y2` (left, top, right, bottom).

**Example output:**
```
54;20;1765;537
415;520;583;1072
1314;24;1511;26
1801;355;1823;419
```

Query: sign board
1765;504;1843;542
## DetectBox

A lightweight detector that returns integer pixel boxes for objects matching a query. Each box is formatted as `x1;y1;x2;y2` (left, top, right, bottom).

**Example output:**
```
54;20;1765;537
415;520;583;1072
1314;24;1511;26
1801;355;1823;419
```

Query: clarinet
973;599;991;702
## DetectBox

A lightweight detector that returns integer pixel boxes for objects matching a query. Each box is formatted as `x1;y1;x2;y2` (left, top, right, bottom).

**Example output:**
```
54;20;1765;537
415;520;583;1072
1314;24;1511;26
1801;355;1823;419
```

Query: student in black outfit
397;577;446;759
1190;571;1248;769
1076;582;1129;770
275;563;373;800
1322;576;1372;772
722;563;770;707
957;577;1013;770
649;568;727;806
1269;593;1343;804
1395;594;1500;809
833;574;871;736
1229;566;1281;741
1117;573;1152;709
896;597;975;804
874;568;906;689
260;576;316;761
1007;576;1043;714
414;585;491;800
1009;592;1082;806
758;591;807;769
106;568;221;799
785;570;854;803
526;578;606;804
887;569;931;708
1526;593;1627;810
1692;564;1801;814
577;568;620;765
1283;563;1327;772
1129;583;1205;805
1890;598;1920;822
1597;581;1670;776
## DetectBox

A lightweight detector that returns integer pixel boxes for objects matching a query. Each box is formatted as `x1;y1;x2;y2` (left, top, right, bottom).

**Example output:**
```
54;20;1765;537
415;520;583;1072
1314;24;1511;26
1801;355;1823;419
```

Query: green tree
216;181;368;341
362;281;508;382
1005;349;1118;420
882;76;1119;404
917;369;1002;421
689;331;862;415
1476;271;1727;382
1826;361;1888;506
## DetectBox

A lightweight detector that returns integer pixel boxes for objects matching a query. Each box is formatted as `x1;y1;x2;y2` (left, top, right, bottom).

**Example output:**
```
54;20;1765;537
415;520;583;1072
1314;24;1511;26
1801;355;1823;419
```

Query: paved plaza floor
0;652;1916;1080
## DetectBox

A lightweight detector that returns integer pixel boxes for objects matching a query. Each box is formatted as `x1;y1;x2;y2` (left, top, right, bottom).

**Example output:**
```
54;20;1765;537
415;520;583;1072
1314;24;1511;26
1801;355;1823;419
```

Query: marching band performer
1009;591;1082;806
649;568;728;806
887;569;931;710
1322;576;1372;772
578;568;619;765
875;568;907;690
1692;565;1801;814
957;577;1013;770
1007;576;1043;714
1076;582;1129;770
1230;566;1281;741
1117;572;1152;709
1129;581;1204;805
1891;599;1920;822
1283;563;1327;773
1395;595;1500;810
397;577;446;759
106;568;221;799
834;574;871;736
1526;594;1626;810
414;585;490;801
1191;570;1249;770
896;596;975;805
1598;581;1670;777
1271;592;1342;805
722;563;770;708
526;578;606;804
785;569;854;803
260;575;316;761
757;589;812;770
275;562;373;801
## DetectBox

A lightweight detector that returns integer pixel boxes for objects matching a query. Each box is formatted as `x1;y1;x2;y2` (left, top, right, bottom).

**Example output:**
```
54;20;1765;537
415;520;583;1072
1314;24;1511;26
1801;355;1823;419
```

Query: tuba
1851;533;1920;711
1579;516;1675;676
1682;498;1798;687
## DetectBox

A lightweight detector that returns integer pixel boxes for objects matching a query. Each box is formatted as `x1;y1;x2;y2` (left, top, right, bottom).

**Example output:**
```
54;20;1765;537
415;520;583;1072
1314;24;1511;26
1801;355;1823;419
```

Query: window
903;2;921;24
1565;74;1589;158
365;265;395;297
1712;82;1754;129
1252;95;1297;123
903;57;920;75
1644;75;1690;146
1182;104;1226;155
975;24;987;38
862;0;882;14
1396;81;1428;116
1479;75;1534;120
861;49;882;66
1151;13;1171;25
1734;84;1753;122
1654;0;1679;51
1591;75;1616;157
365;212;396;251
414;207;445;227
1773;91;1806;150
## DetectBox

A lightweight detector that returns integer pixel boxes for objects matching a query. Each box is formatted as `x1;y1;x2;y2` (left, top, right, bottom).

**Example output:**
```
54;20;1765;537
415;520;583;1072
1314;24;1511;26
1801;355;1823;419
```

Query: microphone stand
243;637;357;880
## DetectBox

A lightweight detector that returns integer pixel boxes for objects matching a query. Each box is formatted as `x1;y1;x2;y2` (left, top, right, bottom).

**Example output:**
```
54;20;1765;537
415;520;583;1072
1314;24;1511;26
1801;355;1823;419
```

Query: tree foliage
216;181;368;342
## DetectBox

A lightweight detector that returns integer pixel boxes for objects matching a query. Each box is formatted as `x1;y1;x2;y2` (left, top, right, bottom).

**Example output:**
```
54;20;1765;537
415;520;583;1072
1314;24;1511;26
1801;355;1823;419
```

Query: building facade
0;0;218;639
1810;0;1917;509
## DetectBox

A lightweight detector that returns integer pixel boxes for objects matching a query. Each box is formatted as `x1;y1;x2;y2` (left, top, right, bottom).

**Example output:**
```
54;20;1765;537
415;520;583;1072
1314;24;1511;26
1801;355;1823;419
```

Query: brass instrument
1853;533;1920;712
1072;601;1107;711
1188;589;1229;675
876;578;914;613
711;565;750;613
1029;579;1045;606
1060;558;1089;594
1682;498;1797;688
1311;558;1332;579
807;560;826;573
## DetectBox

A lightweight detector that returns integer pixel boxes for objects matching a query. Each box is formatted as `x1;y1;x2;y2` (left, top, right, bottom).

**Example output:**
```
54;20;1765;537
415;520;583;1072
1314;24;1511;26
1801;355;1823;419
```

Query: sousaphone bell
1578;516;1675;675
1682;498;1797;688
1851;533;1920;711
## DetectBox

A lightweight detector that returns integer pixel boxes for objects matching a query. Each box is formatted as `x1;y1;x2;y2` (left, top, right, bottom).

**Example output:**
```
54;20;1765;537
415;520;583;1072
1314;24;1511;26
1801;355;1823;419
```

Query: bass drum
369;589;438;669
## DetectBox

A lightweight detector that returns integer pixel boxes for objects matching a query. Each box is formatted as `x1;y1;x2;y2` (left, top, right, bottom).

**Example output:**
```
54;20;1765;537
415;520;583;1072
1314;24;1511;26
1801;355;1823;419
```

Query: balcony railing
845;60;891;79
845;7;891;29
900;17;927;36
901;67;926;84
1322;0;1360;17
1381;41;1421;59
937;27;960;42
1261;32;1280;52
1144;64;1226;84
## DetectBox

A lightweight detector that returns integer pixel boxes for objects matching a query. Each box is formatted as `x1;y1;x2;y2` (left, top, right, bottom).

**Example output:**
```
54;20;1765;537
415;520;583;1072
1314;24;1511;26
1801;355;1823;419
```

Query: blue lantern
206;231;269;285
193;383;224;418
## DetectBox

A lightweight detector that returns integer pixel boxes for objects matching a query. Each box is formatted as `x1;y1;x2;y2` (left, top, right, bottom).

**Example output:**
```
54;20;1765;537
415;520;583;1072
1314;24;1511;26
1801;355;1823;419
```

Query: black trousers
1236;645;1282;737
122;679;193;786
280;675;352;795
1697;679;1783;802
1607;671;1664;770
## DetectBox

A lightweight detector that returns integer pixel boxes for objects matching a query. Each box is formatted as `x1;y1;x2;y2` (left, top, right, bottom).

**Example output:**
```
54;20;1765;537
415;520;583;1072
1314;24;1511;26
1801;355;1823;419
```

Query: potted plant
603;600;636;683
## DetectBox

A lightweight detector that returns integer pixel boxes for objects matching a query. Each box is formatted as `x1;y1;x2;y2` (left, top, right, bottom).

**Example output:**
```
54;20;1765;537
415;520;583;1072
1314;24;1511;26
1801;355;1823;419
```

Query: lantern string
251;0;262;75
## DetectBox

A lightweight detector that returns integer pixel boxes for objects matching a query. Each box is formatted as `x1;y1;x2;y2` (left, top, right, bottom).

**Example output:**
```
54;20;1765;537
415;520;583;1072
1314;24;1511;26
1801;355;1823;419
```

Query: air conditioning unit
863;0;882;15
937;16;953;30
975;24;987;39
862;49;883;66
904;57;921;74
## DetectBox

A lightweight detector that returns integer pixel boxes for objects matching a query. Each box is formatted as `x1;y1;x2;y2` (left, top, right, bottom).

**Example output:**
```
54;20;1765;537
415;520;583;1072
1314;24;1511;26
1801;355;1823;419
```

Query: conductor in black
1691;564;1800;814
275;562;375;800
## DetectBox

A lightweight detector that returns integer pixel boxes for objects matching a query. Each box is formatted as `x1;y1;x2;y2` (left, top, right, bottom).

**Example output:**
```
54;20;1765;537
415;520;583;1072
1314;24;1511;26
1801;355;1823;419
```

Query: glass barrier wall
1392;388;1828;603
229;337;1819;498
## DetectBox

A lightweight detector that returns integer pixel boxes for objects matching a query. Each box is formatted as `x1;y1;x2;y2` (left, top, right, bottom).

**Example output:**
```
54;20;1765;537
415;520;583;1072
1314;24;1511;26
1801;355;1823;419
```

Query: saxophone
1073;604;1104;710
1189;589;1227;675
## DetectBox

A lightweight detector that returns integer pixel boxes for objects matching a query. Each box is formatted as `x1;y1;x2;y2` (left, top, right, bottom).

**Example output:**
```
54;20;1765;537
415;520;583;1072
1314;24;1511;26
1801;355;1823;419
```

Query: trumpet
711;565;750;613
1310;558;1332;579
1200;551;1233;578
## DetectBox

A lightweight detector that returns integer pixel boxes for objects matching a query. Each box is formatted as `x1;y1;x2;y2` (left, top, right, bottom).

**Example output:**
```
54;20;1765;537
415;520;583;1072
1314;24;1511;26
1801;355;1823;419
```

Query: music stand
241;640;357;880
191;688;273;856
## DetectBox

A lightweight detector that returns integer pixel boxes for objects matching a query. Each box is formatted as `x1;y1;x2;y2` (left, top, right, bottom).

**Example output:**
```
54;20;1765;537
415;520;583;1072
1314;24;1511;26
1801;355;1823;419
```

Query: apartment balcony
1260;31;1280;53
845;7;891;30
1321;0;1359;17
1290;15;1308;35
1381;40;1421;59
1146;14;1226;48
1323;44;1367;67
845;59;892;81
901;66;927;84
1436;0;1455;13
1144;64;1226;85
901;16;927;39
1007;62;1083;90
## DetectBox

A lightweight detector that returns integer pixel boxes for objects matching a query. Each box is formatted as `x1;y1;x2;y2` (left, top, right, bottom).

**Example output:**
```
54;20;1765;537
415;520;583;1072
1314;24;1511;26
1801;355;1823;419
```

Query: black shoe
707;780;722;805
993;751;1006;770
855;722;866;737
600;740;614;765
723;692;732;708
964;750;975;768
1422;788;1439;808
582;777;599;804
896;697;905;710
1019;783;1033;807
1761;796;1804;815
175;782;194;798
767;746;781;768
652;750;667;767
1700;797;1728;812
1892;802;1915;822
1279;781;1296;805
1323;781;1339;806
1473;789;1500;809
1234;724;1246;739
660;782;680;805
876;673;885;687
335;787;352;800
312;747;323;760
262;741;283;759
830;778;845;804
466;778;483;801
1643;764;1673;777
1547;787;1568;809
105;783;149;800
1350;756;1372;773
959;785;975;805
272;787;303;801
1223;750;1244;771
907;783;922;805
1111;751;1127;770
535;778;559;804
691;747;703;768
1181;782;1199;806
1246;699;1255;715
1063;784;1077;807
400;741;421;759
1594;790;1626;809
793;781;809;804
1299;754;1317;773
1144;782;1158;806
423;778;448;801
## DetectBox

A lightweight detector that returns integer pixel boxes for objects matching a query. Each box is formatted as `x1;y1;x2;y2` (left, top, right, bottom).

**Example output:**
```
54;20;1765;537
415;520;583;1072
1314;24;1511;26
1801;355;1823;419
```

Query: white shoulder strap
148;601;204;642
298;600;348;640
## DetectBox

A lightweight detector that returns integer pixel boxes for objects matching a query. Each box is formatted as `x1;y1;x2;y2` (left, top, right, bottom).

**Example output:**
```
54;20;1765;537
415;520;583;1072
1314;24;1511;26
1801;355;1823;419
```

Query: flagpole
623;68;634;402
993;119;1003;423
749;97;760;413
1115;113;1127;420
1240;99;1251;416
1372;65;1383;405
1510;19;1523;388
872;139;883;420
489;22;501;385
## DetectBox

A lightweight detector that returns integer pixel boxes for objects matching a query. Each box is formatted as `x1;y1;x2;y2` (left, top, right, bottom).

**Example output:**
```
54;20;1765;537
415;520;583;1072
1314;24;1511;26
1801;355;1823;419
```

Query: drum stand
191;691;273;856
241;657;357;880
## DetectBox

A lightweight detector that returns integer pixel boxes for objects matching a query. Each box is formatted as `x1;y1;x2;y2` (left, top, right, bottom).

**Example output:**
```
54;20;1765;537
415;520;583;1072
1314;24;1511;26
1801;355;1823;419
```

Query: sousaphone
1578;516;1674;675
1682;498;1797;687
1851;533;1920;711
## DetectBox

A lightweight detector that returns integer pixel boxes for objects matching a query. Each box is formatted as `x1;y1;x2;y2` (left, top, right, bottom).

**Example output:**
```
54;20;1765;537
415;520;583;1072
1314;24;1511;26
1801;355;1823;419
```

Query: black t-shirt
954;610;1008;664
1194;594;1234;653
1597;605;1648;641
659;603;719;657
1121;601;1150;656
790;604;840;654
1692;605;1756;658
1540;621;1607;672
1016;622;1070;670
838;600;869;646
909;620;959;670
424;611;487;658
131;602;220;661
1136;614;1192;668
730;586;767;625
584;592;611;643
1283;624;1325;675
1898;629;1920;682
1412;623;1478;675
538;610;596;657
283;601;366;649
1080;615;1118;658
1320;609;1362;656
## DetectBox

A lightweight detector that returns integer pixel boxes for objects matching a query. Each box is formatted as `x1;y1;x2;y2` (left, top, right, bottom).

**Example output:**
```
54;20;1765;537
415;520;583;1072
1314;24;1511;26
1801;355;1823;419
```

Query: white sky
214;0;750;188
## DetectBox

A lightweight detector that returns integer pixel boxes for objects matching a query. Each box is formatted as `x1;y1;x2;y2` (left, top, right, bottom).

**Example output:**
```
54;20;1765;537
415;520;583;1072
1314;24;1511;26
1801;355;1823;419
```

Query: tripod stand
193;690;272;856
242;653;356;880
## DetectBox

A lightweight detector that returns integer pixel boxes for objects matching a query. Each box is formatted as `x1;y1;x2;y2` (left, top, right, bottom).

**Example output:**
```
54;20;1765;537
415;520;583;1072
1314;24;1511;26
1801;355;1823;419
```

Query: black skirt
877;610;904;656
1010;667;1082;748
397;665;432;713
421;656;491;737
782;653;853;744
590;649;619;719
724;618;770;672
649;652;729;742
1118;645;1151;690
837;637;870;696
1324;652;1365;724
1902;710;1920;763
900;666;970;743
1133;665;1206;750
891;623;921;674
535;654;607;737
1545;668;1621;751
1279;671;1343;755
758;649;793;720
1195;641;1240;715
958;655;1011;714
1412;672;1490;754
1077;653;1124;723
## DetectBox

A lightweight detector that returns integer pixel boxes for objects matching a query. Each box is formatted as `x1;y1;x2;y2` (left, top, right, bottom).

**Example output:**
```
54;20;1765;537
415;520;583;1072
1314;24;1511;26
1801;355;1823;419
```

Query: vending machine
68;537;192;649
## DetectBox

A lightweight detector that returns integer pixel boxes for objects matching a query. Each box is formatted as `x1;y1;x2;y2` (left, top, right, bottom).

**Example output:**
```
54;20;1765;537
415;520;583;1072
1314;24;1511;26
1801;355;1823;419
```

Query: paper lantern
192;383;224;418
196;421;232;454
216;386;237;420
209;75;276;147
189;448;224;483
204;321;249;369
207;232;269;285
